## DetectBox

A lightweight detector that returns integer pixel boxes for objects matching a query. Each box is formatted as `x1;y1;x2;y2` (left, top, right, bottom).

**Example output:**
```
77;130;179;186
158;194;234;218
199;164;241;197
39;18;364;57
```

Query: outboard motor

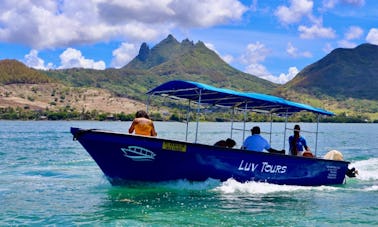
323;150;358;178
346;167;358;178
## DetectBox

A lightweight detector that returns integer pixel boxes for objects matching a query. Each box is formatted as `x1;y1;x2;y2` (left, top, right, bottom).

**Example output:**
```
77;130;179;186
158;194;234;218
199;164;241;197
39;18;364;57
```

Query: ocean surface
1;121;377;226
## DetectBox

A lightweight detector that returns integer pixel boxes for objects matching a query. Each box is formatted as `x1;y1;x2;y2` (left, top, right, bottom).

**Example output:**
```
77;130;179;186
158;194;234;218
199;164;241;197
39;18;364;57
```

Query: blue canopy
147;80;334;116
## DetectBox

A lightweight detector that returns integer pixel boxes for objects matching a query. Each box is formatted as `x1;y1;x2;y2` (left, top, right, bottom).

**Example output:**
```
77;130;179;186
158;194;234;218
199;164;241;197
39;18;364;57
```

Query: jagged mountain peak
137;42;150;61
122;34;276;93
124;34;222;71
124;34;182;69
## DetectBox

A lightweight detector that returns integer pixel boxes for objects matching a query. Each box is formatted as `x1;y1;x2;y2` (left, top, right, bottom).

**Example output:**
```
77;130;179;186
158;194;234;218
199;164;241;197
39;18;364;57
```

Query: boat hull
71;127;349;186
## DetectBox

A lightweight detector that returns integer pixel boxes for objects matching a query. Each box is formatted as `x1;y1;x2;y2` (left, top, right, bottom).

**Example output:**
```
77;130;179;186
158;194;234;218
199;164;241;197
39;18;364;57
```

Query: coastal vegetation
0;105;373;123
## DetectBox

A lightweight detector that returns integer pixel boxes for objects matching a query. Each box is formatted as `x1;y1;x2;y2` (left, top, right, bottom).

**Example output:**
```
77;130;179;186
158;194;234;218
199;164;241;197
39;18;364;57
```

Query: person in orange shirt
128;110;157;137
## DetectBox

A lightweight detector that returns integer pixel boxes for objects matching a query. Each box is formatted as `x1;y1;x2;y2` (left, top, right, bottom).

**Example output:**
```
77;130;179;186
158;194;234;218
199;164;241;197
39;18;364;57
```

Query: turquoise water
1;121;377;226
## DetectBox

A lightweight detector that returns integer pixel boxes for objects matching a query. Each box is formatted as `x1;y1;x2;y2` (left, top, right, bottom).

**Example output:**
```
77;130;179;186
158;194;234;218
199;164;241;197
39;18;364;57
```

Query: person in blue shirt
242;126;284;154
289;125;311;156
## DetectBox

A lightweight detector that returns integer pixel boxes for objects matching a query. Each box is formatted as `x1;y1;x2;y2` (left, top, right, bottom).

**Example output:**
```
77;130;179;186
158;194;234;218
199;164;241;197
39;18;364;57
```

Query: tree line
0;106;375;123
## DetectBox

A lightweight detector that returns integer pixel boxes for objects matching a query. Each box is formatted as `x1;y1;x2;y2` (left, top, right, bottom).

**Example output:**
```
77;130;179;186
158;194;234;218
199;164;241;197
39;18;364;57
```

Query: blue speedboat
71;80;355;186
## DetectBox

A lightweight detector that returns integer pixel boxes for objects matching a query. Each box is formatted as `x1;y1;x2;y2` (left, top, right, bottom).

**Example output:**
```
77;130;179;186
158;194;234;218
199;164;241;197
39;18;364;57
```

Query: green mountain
125;34;183;70
44;35;278;102
284;43;378;100
0;59;53;84
122;34;277;93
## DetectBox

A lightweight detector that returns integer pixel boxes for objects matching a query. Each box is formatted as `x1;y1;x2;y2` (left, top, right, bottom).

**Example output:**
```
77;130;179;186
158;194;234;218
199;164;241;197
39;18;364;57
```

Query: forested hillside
0;59;54;84
284;44;378;101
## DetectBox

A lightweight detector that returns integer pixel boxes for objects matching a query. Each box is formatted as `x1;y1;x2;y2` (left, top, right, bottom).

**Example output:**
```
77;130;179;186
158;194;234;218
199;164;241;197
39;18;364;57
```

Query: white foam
350;158;378;181
213;178;337;194
362;185;378;191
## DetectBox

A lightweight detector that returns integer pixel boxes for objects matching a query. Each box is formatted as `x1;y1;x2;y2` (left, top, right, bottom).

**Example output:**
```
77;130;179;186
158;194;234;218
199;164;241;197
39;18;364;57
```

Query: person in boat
289;124;313;157
128;110;157;137
214;138;236;148
242;126;285;154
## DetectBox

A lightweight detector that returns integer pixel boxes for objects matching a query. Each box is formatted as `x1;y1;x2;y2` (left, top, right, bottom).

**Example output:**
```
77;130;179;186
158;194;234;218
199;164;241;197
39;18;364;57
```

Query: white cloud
245;63;272;79
250;0;258;12
0;1;90;49
222;54;234;64
322;43;334;53
240;42;299;84
322;0;338;9
298;24;336;39
241;42;270;64
111;42;138;68
169;0;247;27
277;67;299;84
96;0;175;25
0;0;247;49
341;0;365;6
323;0;365;9
366;28;378;45
23;49;53;70
337;26;363;48
274;1;336;40
58;48;106;70
275;0;313;25
337;40;357;48
286;42;312;57
345;26;363;40
204;42;234;64
241;42;276;82
247;65;298;84
286;43;297;56
204;43;216;52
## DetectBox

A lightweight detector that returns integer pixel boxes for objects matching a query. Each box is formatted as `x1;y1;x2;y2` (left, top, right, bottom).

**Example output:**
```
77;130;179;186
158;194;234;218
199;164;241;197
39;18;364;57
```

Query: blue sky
0;0;377;84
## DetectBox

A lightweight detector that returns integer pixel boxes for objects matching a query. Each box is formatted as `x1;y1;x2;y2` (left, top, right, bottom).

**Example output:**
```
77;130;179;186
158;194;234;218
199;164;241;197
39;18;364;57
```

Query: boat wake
211;158;378;195
362;185;378;191
350;158;378;181
212;178;337;194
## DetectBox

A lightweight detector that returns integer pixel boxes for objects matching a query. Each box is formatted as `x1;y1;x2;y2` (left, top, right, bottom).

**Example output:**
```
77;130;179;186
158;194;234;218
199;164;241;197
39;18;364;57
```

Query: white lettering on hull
326;165;340;179
238;160;287;174
238;160;259;171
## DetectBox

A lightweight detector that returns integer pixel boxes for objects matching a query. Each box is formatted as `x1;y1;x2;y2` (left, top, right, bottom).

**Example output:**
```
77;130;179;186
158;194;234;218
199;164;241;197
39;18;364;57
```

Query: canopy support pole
185;100;191;142
269;113;273;145
315;114;320;156
230;107;235;139
146;95;151;113
195;89;202;143
242;102;248;141
283;109;288;154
